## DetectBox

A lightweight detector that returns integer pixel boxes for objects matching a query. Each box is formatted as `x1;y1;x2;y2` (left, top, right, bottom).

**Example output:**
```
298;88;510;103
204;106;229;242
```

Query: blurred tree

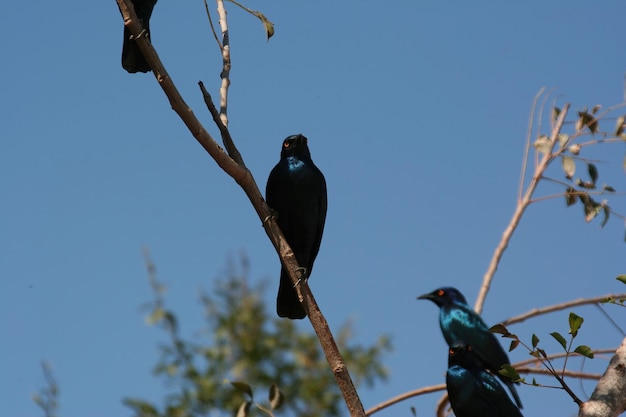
123;254;391;417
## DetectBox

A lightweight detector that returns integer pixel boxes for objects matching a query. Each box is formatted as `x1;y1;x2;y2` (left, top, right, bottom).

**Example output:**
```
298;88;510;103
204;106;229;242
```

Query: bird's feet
130;28;149;40
292;267;308;288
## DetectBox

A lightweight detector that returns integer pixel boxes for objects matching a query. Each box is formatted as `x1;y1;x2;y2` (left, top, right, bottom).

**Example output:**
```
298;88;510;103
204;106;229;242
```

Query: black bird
447;344;524;417
120;0;158;73
418;287;523;409
266;134;327;319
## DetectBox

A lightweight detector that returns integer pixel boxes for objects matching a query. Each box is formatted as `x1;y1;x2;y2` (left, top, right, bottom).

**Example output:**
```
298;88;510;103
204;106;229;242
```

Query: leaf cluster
533;105;626;233
491;312;593;404
124;256;390;417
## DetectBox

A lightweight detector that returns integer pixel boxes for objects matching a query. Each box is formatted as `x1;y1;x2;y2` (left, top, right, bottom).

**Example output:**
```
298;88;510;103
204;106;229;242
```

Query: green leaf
574;345;594;358
550;332;567;350
236;401;251;417
269;384;284;410
498;364;521;382
532;377;539;386
231;382;254;399
587;163;599;185
561;156;576;179
565;187;577;206
591;105;601;114
533;135;552;154
558;133;570;148
569;312;584;337
509;339;520;352
552;107;561;122
410;406;417;417
531;334;540;349
537;348;548;359
616;275;626;285
490;324;512;337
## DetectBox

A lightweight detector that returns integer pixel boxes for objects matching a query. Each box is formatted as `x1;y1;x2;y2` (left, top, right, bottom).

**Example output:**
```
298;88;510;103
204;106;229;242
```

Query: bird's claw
292;267;308;288
131;28;148;40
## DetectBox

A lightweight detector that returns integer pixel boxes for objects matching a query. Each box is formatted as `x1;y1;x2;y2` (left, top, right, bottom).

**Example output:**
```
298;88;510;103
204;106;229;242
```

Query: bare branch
474;102;570;313
198;81;245;166
216;0;231;127
501;294;626;326
364;384;446;416
202;0;222;49
115;2;365;415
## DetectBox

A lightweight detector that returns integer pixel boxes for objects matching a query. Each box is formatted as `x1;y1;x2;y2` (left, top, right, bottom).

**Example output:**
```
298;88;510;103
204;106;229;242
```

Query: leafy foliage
124;255;390;417
531;103;626;235
491;311;593;404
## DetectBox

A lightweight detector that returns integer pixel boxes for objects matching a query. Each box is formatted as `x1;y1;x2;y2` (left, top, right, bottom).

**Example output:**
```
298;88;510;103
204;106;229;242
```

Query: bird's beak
417;292;433;301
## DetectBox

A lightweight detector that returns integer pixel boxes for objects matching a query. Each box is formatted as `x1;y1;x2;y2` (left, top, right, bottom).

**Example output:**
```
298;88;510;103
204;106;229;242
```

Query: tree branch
579;337;626;417
501;293;626;326
474;101;570;313
216;0;230;127
116;2;365;415
364;384;446;416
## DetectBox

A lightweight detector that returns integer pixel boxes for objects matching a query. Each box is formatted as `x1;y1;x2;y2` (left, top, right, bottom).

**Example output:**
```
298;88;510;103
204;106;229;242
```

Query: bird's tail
277;269;306;319
121;26;151;73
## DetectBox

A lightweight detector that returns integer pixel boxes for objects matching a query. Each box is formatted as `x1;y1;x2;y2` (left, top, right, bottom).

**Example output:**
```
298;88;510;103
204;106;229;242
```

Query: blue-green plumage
266;134;327;319
418;287;523;409
447;344;523;417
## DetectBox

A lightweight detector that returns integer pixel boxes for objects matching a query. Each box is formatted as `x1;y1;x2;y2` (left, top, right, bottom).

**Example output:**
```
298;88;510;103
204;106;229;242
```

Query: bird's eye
437;289;445;297
284;141;291;148
449;347;455;355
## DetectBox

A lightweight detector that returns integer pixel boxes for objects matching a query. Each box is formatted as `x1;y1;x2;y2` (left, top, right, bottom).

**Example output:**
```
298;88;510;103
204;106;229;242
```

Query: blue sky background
2;1;625;417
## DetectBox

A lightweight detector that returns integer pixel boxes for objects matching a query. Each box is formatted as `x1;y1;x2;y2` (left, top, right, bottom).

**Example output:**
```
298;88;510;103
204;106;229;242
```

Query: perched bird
266;134;327;319
447;344;523;417
120;0;158;73
418;287;523;409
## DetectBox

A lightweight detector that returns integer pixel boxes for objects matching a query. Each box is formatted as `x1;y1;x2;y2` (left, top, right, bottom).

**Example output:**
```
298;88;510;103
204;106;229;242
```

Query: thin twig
198;81;245;166
474;102;570;314
518;88;545;203
203;0;222;49
364;384;446;416
116;2;365;416
501;293;626;326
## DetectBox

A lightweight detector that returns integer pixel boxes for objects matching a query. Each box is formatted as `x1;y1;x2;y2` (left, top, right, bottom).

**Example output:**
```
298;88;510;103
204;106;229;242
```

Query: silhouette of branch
115;1;365;415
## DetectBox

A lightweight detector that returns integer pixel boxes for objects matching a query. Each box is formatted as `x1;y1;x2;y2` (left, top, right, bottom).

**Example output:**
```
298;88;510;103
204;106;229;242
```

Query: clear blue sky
1;1;625;417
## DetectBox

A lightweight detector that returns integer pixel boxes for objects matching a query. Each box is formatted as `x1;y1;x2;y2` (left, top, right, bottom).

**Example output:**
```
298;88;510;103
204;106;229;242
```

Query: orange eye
438;289;445;297
283;141;291;148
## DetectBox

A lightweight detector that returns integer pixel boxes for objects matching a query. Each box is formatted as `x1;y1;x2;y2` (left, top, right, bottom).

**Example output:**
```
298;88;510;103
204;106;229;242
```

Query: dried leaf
561;156;575;179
